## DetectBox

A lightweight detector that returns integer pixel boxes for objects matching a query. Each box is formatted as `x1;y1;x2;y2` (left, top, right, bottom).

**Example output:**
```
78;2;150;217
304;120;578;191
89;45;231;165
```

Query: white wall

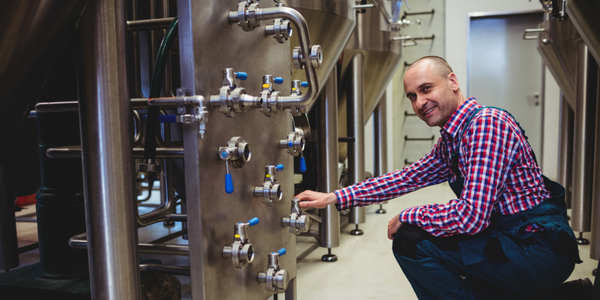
446;0;561;180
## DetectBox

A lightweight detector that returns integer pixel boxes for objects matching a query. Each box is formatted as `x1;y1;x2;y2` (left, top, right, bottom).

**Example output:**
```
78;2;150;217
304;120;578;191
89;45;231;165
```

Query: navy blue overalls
392;107;581;300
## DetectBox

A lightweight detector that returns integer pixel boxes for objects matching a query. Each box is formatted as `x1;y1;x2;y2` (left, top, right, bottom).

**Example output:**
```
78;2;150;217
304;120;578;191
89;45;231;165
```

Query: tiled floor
5;182;599;299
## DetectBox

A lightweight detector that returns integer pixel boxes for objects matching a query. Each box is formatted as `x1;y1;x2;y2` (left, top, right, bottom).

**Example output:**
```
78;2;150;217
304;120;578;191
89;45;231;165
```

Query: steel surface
558;96;574;209
348;53;366;225
283;0;356;112
591;69;600;259
178;1;298;299
571;42;597;233
374;96;388;177
567;0;600;66
317;67;340;248
338;6;402;162
77;0;141;298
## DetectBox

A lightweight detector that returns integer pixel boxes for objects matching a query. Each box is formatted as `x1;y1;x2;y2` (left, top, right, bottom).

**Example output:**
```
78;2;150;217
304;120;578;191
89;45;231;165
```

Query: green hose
144;16;178;162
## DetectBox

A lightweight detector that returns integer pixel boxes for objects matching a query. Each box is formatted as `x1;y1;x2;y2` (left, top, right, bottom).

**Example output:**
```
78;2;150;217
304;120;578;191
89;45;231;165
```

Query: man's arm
399;112;521;237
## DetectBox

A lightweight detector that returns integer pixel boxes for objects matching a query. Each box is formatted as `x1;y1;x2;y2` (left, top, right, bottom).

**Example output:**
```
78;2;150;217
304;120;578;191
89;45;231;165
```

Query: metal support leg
348;53;366;235
572;42;597;244
78;0;141;298
374;96;388;215
318;67;340;262
284;277;297;300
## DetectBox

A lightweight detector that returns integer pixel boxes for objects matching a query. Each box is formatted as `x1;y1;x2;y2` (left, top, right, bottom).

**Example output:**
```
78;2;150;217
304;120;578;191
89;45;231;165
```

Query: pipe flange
260;90;273;117
237;2;251;31
247;3;261;29
310;45;323;69
292;47;304;70
137;161;162;173
268;91;281;114
219;86;235;117
231;87;248;113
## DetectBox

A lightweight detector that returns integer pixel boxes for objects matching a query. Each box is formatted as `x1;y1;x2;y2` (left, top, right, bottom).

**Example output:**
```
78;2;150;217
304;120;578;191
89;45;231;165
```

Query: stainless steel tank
338;5;403;162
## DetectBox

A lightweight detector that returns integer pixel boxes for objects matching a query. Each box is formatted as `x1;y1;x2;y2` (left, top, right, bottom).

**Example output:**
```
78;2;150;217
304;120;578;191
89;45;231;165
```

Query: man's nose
415;96;426;110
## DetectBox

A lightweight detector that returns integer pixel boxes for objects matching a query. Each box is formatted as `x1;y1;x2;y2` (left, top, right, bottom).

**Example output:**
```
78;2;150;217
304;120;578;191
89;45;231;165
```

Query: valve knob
276;164;284;171
274;77;284;84
301;81;308;88
235;72;248;81
248;217;260;227
225;173;234;194
300;156;306;173
276;248;286;256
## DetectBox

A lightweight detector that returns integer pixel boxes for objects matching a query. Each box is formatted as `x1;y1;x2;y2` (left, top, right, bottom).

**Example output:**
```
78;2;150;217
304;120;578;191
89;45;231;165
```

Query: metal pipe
47;146;184;159
77;0;142;298
317;67;340;249
127;18;175;31
253;7;319;108
558;95;574;208
139;263;190;276
36;99;151;112
571;42;597;234
590;66;600;260
69;233;189;256
348;53;366;226
374;97;388;177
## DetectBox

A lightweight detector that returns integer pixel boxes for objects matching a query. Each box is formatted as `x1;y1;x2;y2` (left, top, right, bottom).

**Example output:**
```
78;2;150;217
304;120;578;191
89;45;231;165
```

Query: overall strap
451;106;538;178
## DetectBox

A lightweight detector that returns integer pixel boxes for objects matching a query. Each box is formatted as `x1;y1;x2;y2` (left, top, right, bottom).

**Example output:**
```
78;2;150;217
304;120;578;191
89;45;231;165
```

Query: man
295;56;584;299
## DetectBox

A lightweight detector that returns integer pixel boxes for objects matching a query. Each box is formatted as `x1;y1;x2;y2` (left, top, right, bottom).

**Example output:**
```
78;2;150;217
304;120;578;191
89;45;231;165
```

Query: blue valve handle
158;115;177;123
247;217;260;227
225;173;234;194
274;77;284;84
276;164;284;171
235;72;248;81
300;157;307;173
301;81;308;88
276;248;287;256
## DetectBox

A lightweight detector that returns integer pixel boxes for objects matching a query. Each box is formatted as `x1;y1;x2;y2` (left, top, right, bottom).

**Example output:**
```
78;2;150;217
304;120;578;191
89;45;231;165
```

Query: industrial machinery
0;0;407;299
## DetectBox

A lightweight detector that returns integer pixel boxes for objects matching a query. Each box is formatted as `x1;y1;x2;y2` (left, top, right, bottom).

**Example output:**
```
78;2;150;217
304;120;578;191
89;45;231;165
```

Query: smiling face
403;59;465;128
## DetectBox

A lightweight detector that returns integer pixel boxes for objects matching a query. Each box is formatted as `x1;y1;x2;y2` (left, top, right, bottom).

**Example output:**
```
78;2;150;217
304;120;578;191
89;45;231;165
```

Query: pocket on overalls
458;234;508;265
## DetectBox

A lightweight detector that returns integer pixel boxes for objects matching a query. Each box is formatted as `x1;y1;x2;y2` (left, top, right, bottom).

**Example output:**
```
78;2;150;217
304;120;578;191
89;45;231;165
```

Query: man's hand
388;213;403;240
295;190;337;209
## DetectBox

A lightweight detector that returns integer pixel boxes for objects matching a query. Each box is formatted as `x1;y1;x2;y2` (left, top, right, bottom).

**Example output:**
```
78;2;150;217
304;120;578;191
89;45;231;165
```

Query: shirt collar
441;97;480;139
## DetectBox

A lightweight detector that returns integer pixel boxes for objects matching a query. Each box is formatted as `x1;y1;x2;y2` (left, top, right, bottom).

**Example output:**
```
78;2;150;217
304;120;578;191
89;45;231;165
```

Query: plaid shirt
334;98;550;237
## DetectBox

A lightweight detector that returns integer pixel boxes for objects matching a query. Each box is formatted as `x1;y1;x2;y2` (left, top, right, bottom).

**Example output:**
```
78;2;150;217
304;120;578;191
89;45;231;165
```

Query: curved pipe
255;7;319;108
137;194;182;227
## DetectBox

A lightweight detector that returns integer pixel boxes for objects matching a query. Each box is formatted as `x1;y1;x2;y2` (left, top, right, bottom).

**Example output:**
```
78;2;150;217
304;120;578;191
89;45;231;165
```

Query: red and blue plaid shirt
334;98;550;237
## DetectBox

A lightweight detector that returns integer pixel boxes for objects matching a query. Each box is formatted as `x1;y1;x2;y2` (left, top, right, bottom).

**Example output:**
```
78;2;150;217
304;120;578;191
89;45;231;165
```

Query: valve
280;130;306;172
265;18;292;44
255;164;284;206
219;137;251;194
257;248;289;293
210;68;259;118
260;75;283;117
282;198;312;235
292;45;323;70
223;217;260;269
229;0;261;31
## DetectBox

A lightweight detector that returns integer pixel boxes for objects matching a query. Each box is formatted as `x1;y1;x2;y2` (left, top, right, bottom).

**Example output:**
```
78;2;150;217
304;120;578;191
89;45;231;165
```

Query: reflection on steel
318;67;340;250
347;53;366;228
139;264;190;276
571;42;597;234
77;0;141;298
46;146;184;159
567;0;600;65
69;233;189;256
374;97;388;214
591;72;600;259
558;96;574;209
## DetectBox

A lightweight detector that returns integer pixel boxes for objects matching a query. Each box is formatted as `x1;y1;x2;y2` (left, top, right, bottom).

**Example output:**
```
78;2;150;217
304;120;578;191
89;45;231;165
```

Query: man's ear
448;73;460;92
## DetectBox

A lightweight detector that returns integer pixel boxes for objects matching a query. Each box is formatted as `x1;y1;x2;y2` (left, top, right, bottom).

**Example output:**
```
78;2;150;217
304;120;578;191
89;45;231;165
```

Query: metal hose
144;16;178;163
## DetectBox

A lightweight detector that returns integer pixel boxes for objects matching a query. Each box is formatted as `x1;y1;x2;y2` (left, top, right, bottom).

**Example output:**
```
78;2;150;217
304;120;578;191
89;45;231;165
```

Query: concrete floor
5;182;598;299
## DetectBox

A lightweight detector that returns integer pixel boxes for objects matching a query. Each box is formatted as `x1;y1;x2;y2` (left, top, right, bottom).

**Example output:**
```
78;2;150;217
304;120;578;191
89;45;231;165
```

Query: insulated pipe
77;0;141;299
571;42;597;234
318;67;340;249
348;53;366;227
590;67;600;260
558;95;574;208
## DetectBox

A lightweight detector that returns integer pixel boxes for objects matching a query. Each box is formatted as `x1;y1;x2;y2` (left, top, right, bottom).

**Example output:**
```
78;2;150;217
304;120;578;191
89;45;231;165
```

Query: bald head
407;56;454;80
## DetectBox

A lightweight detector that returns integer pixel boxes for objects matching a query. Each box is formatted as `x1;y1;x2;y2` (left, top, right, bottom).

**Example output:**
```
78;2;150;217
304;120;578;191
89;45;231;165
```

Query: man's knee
392;224;428;259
